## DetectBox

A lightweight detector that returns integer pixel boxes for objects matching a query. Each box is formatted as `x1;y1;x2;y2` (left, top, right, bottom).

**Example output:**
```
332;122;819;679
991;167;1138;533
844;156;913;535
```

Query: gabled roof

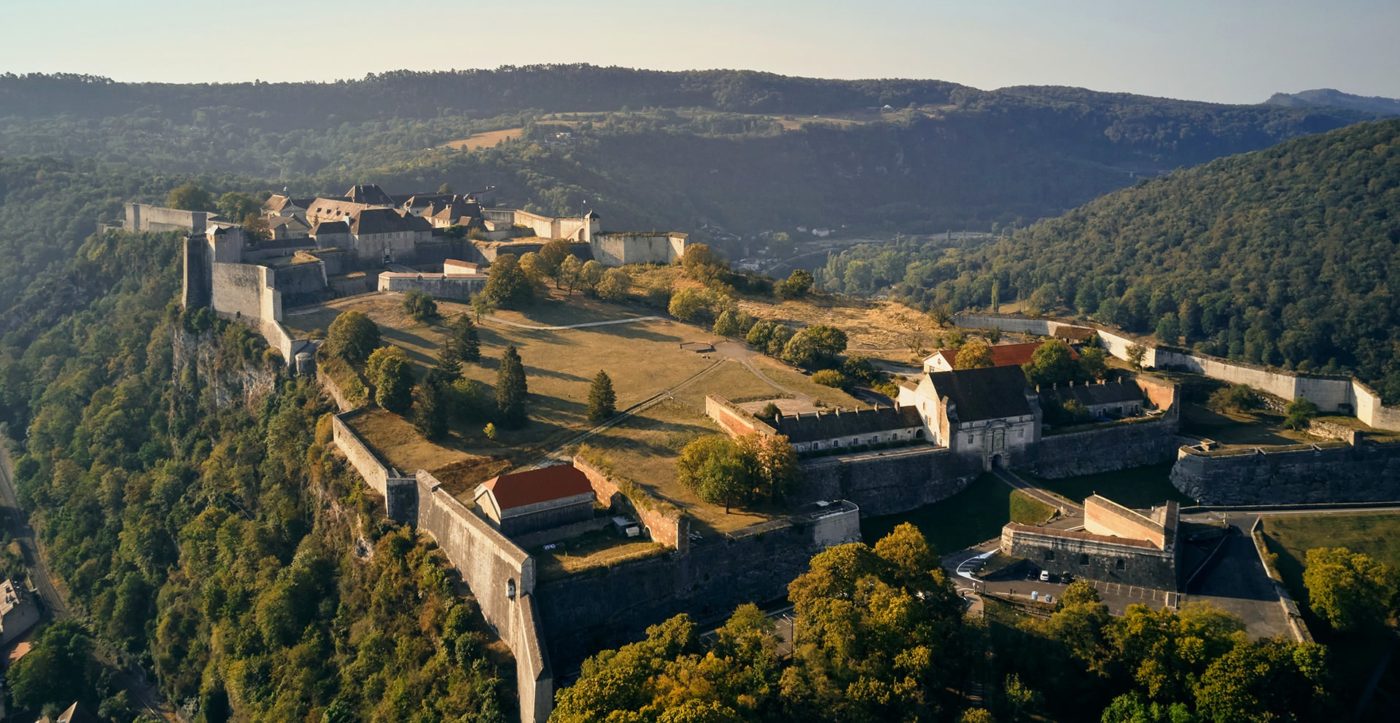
929;341;1076;369
1039;379;1142;408
928;366;1033;422
771;405;923;443
265;194;314;212
267;215;310;231
345;183;394;205
312;219;350;234
350;208;433;235
480;465;593;510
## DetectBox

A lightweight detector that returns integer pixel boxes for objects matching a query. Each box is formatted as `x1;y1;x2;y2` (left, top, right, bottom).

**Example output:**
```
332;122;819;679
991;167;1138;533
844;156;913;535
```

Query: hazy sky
5;0;1398;103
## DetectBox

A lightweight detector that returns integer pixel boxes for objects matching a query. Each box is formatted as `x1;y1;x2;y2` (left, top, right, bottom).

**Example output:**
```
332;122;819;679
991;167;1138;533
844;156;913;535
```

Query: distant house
266;215;311;241
311;219;352;249
474;465;596;536
1053;325;1097;343
0;579;40;646
923;341;1077;373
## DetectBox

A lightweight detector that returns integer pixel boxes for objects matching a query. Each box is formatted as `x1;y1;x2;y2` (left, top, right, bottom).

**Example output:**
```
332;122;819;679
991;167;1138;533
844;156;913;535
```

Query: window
1079;553;1089;565
967;435;975;444
1115;559;1126;571
1044;550;1055;561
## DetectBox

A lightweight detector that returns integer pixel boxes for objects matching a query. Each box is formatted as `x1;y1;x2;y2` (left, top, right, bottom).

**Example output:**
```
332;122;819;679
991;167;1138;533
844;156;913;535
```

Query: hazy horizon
4;0;1398;105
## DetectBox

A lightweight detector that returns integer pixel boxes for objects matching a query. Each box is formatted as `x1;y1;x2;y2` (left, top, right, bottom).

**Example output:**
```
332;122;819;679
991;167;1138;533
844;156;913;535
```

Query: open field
1181;403;1313;446
442;127;524;150
1033;464;1192;509
292;291;865;524
861;474;1052;555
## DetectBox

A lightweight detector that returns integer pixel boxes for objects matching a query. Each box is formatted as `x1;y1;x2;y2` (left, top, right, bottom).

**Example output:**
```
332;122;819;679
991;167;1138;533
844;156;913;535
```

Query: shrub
402;290;438;322
812;369;847;388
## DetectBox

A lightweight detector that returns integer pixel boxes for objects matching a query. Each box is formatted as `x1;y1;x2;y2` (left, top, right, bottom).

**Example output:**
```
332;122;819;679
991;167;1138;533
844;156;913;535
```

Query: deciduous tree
324;310;381;365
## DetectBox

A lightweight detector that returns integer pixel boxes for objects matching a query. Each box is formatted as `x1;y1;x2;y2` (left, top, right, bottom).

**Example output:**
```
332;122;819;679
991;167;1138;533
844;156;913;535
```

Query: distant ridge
1264;88;1400;116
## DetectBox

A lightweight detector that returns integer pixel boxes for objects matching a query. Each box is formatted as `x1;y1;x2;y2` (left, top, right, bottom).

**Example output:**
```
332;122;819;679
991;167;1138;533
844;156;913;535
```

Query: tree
776;269;815;299
518;252;549;288
1155;314;1182;345
811;369;846;387
596;267;632;301
1079;346;1108;380
445;314;481;364
954;339;994;369
676;435;751;512
413;381;449;440
1283;397;1319;430
1022;340;1081;387
495;346;529;427
587;370;617;423
737;433;799;501
1303;547;1399;632
669;287;731;324
9;620;97;711
428;350;461;386
470;292;495;323
166;182;213;211
682;243;724;280
324;310;381;364
367;346;414;413
540;238;572;275
402;290;438;322
578;259;605;295
1126;343;1147;370
558;255;584;294
217;191;261;221
1193;640;1333;722
781;324;848;369
482;253;534;307
712;309;754;338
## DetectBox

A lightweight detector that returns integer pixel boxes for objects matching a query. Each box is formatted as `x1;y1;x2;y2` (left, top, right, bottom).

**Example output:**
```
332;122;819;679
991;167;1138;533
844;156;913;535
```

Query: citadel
130;183;1400;723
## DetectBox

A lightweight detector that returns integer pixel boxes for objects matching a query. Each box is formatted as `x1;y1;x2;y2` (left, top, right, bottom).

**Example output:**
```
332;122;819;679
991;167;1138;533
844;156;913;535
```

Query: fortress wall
704;395;777;438
1001;524;1178;590
799;446;978;516
1034;416;1180;479
536;503;860;669
955;313;1400;430
1170;442;1400;505
414;471;551;723
332;411;392;496
125;203;207;233
317;368;360;412
591;233;686;266
1136;375;1179;411
378;273;486;301
270;262;327;300
1084;497;1165;548
210;262;267;321
573;456;688;552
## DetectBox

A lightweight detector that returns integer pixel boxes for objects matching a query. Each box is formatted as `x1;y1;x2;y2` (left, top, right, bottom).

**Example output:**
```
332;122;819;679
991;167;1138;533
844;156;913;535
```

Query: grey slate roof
928;366;1033;422
1038;380;1142;408
770;405;923;443
350;208;433;235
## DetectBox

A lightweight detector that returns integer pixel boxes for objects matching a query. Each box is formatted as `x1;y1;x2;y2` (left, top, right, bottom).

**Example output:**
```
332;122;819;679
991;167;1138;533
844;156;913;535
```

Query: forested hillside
0;65;1374;237
827;119;1400;402
0;177;507;718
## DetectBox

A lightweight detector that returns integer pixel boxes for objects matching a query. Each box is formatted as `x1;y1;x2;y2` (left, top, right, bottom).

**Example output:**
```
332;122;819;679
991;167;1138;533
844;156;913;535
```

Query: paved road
0;444;66;618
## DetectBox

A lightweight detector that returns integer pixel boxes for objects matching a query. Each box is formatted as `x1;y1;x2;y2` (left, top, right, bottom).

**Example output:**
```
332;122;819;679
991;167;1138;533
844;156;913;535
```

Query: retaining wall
1001;523;1178;590
1170;442;1400;505
125;203;207;233
573;456;688;552
1034;417;1180;478
590;232;687;266
800;446;979;516
704;395;776;438
535;502;860;669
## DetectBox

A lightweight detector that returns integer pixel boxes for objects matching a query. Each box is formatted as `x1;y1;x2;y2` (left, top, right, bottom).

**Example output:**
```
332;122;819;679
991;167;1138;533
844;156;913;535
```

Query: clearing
443;127;525;150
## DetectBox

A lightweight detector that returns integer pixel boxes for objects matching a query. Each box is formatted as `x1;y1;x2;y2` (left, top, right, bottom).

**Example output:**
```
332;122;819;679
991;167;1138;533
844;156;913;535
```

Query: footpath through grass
861;473;1053;555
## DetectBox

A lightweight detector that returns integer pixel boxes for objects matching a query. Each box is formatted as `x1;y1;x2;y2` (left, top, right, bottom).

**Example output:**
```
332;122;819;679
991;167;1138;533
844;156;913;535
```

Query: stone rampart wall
317;368;360;413
1084;497;1164;548
332;411;394;497
704;395;776;438
536;503;859;669
414;471;551;723
1001;524;1178;590
573;456;688;552
590;233;687;266
954;313;1400;431
800;446;979;516
1170;442;1400;504
125;203;207;233
1034;416;1180;479
378;273;486;301
210;262;267;321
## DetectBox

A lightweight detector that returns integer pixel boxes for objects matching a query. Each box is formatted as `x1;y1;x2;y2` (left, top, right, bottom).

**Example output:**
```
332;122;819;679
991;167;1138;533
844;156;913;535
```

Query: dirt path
484;314;663;331
712;341;814;405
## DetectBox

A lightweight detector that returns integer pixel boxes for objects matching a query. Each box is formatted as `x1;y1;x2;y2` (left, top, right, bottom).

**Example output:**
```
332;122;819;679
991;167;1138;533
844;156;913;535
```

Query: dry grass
442;127;524;150
738;296;939;365
533;530;668;581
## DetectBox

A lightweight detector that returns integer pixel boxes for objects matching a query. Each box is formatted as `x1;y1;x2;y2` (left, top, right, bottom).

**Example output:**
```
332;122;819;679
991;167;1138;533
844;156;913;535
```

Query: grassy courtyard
1033;464;1193;509
294;291;865;523
861;474;1054;556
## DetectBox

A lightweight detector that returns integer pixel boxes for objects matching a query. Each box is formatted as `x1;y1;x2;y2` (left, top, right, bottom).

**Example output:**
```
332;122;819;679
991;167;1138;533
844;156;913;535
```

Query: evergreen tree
587;370;617;423
428;351;461;386
495;346;529;428
446;314;481;364
413;381;449;440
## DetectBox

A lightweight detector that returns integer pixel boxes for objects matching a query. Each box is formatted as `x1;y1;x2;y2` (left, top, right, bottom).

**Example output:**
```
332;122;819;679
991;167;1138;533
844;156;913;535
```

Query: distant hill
920;118;1400;402
0;65;1374;240
1265;88;1400;116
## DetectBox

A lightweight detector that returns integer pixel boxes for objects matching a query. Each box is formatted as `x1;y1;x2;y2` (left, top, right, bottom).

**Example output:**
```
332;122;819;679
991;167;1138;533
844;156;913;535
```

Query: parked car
1039;570;1051;582
610;516;641;538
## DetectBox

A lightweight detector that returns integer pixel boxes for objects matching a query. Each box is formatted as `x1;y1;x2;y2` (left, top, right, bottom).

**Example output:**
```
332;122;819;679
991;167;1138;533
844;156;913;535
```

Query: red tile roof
988;341;1078;367
482;465;593;510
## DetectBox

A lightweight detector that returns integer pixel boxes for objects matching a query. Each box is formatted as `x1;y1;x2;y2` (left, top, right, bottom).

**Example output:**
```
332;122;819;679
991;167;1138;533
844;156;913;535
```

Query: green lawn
862;474;1050;555
1033;464;1192;509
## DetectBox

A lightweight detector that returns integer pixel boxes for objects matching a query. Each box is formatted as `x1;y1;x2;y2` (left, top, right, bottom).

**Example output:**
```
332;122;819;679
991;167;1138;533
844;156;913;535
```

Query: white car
1039;570;1051;582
